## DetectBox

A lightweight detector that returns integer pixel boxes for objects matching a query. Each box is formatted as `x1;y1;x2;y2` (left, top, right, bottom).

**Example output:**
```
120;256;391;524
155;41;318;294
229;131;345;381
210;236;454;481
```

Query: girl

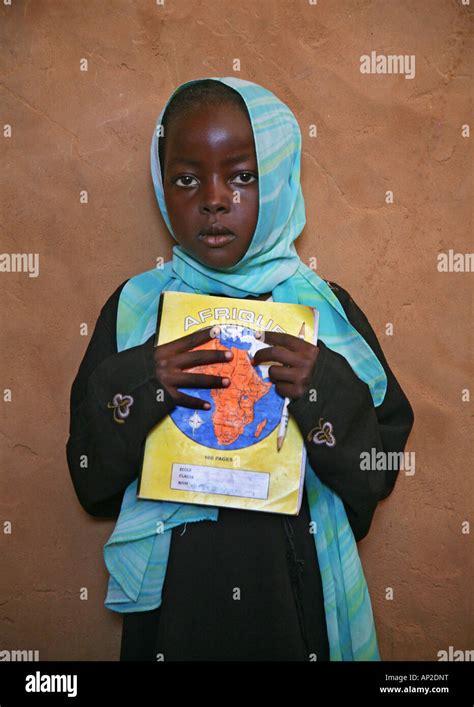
66;77;414;662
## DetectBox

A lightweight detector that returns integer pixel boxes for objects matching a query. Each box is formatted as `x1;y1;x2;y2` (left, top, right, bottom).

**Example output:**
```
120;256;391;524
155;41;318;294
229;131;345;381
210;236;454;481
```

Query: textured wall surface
1;0;472;661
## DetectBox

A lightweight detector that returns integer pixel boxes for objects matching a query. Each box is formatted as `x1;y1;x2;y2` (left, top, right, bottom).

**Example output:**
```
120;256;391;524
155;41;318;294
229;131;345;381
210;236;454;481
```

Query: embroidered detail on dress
107;393;134;424
307;417;336;447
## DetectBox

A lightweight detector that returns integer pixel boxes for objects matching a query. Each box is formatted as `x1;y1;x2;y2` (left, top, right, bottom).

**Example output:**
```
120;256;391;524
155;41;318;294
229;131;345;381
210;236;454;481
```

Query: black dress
66;279;414;661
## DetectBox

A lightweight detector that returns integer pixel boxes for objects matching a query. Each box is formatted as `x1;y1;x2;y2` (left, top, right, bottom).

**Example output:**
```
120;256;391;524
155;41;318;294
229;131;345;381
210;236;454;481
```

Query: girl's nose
199;178;231;214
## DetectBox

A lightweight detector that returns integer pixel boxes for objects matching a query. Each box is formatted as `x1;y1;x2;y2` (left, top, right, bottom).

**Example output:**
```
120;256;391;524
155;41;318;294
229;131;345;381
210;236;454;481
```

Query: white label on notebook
170;464;270;499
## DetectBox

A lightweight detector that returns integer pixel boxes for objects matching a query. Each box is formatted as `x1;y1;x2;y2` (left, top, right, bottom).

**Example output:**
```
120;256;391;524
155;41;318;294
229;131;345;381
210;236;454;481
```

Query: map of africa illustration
170;324;284;450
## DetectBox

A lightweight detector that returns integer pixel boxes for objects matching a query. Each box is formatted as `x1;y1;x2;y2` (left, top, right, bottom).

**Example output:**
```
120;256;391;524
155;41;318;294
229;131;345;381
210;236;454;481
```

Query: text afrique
184;309;286;334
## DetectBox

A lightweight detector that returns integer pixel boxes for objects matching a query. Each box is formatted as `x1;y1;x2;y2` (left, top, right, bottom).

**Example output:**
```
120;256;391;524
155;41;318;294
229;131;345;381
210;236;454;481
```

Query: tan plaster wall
0;0;472;661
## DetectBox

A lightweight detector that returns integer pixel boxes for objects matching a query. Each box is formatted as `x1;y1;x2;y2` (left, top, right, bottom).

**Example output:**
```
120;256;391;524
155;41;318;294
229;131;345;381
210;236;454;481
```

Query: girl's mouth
198;234;236;248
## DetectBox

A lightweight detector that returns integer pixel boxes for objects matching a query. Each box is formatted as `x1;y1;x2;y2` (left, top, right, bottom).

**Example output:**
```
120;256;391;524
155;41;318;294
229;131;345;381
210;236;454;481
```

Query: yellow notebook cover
138;291;319;515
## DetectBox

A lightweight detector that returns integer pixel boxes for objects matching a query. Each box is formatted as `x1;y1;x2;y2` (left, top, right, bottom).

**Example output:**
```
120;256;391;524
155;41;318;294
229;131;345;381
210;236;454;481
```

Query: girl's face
161;102;259;269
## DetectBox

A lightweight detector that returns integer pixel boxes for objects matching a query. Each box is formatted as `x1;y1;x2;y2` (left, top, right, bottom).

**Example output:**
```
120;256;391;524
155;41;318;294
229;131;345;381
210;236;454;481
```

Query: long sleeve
66;280;176;519
287;282;415;542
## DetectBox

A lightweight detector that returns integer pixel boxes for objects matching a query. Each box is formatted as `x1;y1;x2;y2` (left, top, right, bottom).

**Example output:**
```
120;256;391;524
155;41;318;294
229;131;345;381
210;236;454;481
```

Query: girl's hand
250;331;320;401
153;325;233;410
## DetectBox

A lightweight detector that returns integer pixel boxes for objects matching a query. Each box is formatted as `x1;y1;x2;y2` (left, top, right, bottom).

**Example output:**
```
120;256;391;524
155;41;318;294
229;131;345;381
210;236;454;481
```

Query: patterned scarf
103;77;385;661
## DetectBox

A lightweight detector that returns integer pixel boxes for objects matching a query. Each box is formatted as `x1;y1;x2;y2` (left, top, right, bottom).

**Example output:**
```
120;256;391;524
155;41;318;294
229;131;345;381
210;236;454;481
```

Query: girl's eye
172;173;257;188
232;172;257;185
174;175;198;188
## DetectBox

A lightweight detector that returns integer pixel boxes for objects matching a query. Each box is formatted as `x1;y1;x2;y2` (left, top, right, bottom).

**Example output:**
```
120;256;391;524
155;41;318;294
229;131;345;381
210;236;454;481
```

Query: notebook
137;291;319;515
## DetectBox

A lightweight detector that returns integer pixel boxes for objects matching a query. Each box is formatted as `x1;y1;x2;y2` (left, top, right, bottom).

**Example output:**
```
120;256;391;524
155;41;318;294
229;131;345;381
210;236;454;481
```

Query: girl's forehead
167;101;251;132
165;105;256;153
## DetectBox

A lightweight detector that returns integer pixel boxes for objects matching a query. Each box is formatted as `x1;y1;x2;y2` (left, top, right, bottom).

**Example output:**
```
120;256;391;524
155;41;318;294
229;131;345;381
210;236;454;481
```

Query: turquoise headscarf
103;77;386;661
